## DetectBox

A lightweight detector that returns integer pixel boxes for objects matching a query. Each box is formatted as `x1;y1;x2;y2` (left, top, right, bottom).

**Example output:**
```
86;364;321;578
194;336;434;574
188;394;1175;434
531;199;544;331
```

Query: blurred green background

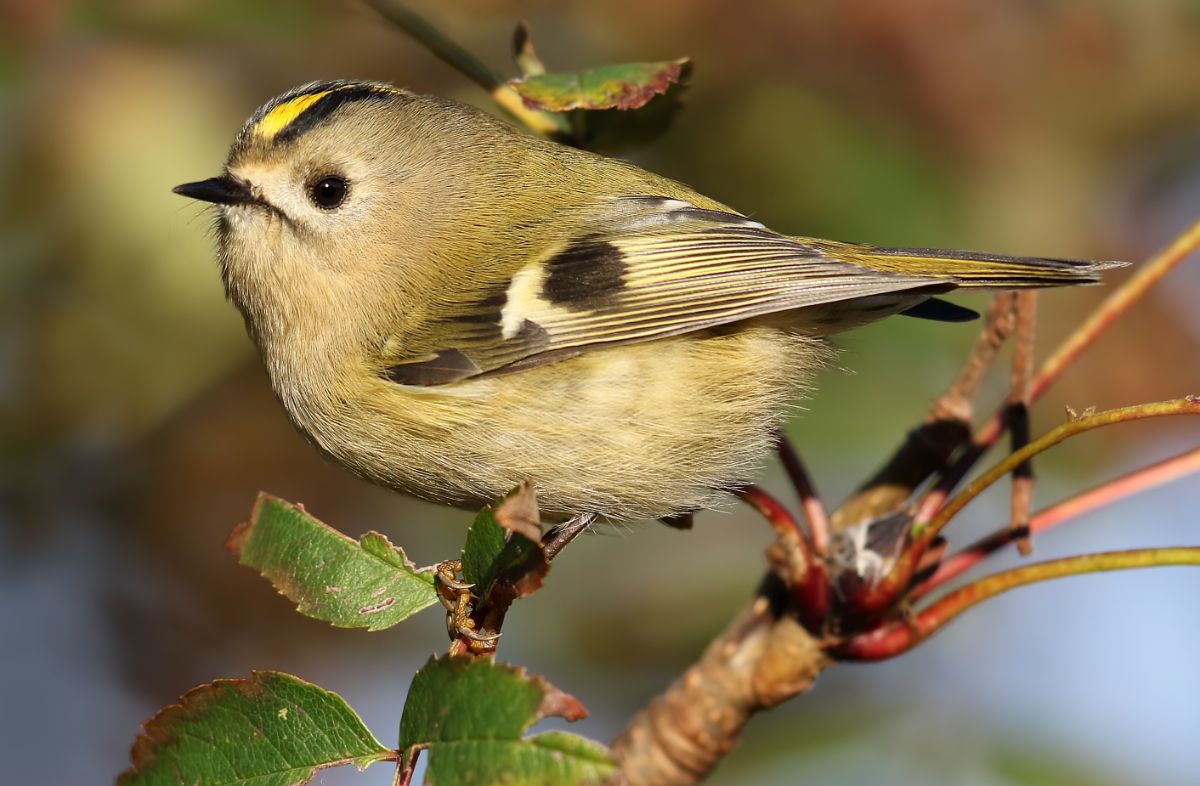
2;1;1199;784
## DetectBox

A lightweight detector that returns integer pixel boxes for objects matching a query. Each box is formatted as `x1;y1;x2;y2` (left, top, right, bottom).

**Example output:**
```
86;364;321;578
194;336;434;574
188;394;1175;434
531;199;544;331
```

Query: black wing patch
541;237;627;309
382;197;946;386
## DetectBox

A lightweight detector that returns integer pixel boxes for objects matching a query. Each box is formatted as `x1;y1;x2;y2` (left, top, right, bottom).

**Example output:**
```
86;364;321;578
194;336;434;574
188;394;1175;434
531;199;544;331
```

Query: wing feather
383;197;943;386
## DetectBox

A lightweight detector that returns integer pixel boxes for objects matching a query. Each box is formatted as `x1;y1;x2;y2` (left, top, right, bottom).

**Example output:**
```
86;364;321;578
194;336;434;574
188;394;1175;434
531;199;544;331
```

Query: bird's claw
436;566;475;592
435;559;500;649
461;625;503;644
435;560;470;609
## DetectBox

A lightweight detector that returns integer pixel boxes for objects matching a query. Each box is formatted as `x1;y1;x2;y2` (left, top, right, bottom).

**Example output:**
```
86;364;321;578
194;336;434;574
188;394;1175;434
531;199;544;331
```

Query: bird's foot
435;560;501;647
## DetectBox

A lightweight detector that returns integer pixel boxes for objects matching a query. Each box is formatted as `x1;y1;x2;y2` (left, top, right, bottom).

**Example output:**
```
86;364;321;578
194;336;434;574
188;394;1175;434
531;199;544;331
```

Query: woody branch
611;219;1200;786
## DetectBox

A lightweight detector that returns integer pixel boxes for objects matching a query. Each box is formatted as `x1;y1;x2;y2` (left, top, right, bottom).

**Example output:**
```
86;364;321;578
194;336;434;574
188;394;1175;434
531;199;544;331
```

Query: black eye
309;176;348;210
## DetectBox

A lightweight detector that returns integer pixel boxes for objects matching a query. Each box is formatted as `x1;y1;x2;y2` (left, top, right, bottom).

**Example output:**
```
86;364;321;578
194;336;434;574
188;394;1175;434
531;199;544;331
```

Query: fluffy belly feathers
312;326;828;521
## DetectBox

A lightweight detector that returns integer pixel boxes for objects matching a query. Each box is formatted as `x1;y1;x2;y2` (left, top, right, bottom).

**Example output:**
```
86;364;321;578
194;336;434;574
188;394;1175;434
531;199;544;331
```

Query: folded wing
382;196;1113;386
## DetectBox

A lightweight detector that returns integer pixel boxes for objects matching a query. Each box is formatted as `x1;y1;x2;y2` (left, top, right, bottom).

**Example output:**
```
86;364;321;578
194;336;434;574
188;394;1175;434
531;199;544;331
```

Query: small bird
175;80;1118;525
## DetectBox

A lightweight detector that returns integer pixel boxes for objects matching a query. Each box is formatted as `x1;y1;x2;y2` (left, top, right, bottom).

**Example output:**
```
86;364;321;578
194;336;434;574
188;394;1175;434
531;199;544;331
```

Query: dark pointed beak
173;175;254;205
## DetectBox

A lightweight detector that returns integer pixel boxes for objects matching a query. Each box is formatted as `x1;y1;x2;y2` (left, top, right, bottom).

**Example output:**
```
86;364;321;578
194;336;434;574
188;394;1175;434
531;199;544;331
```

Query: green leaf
460;502;507;591
487;528;549;601
461;483;549;607
228;493;438;631
119;671;392;786
510;58;691;112
398;656;616;786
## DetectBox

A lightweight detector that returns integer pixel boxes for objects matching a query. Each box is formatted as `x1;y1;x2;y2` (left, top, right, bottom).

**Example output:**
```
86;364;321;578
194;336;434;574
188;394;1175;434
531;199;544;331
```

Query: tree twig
910;446;1200;598
737;485;810;560
914;222;1200;524
974;217;1200;451
834;547;1200;661
916;397;1200;545
611;593;831;786
831;292;1017;530
364;0;570;137
934;292;1020;424
736;485;818;608
615;210;1200;783
1008;291;1037;555
851;397;1200;617
777;437;831;554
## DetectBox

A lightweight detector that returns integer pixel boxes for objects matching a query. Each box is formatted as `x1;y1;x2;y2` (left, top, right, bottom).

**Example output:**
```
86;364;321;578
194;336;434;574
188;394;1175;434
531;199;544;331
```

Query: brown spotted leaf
119;671;392;786
509;57;691;112
228;493;438;631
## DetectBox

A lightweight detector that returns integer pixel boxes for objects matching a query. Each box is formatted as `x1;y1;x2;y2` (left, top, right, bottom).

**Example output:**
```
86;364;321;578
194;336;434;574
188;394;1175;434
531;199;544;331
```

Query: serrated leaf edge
119;670;395;786
230;493;439;631
508;57;692;111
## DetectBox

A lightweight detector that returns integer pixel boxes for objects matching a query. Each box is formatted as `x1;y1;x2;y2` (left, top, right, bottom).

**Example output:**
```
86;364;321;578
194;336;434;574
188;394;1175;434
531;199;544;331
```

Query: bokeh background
3;1;1200;784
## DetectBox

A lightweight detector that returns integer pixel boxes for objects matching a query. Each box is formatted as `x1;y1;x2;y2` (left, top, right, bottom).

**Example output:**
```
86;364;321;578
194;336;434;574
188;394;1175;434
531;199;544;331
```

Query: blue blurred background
2;1;1199;784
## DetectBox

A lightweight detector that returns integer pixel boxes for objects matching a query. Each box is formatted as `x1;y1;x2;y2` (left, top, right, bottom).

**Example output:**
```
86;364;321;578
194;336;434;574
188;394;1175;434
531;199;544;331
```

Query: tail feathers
824;241;1127;288
900;297;979;322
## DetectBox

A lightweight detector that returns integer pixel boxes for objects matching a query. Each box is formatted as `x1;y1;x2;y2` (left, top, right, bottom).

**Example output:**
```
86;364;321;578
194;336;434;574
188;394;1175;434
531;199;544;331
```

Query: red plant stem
737;485;813;565
397;750;419;786
1032;230;1200;400
914;453;975;525
834;546;1200;661
797;563;832;632
977;218;1200;452
738;485;834;627
841;399;1199;619
915;397;1200;547
913;221;1200;525
911;446;1200;599
1034;449;1200;529
778;437;832;555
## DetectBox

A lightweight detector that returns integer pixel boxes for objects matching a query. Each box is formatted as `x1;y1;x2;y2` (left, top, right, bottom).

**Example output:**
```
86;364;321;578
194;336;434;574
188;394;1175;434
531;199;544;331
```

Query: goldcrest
175;81;1117;523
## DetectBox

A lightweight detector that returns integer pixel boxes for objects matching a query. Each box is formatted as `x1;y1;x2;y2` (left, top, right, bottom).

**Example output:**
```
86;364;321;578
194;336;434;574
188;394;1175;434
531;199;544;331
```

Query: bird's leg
435;509;593;652
542;512;597;561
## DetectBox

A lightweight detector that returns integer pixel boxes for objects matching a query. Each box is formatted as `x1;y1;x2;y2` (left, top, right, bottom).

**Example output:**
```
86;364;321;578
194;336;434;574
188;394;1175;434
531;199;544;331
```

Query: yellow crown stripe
253;90;335;140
